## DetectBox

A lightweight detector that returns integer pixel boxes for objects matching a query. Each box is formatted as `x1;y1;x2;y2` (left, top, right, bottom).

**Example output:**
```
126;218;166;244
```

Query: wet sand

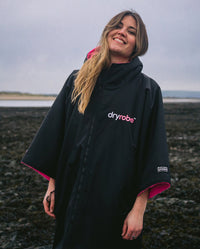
0;103;200;249
0;94;55;101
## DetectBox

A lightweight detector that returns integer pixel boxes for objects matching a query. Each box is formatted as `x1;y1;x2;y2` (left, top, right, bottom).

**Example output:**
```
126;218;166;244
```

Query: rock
4;172;12;176
18;217;27;223
25;246;52;249
8;160;16;167
28;205;37;211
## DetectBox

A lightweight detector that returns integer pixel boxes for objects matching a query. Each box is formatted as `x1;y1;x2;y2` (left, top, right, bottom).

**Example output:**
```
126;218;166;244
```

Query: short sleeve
21;70;77;180
136;79;171;198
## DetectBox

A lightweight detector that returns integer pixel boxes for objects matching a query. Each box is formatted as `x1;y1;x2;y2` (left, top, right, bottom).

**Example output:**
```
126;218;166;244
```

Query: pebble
4;172;12;176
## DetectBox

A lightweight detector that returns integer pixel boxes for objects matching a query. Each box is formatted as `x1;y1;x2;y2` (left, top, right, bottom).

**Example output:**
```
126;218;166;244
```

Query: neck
110;55;130;64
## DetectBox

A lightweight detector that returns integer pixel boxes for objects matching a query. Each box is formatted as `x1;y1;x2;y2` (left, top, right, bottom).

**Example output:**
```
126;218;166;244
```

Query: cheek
107;37;112;49
108;36;117;50
107;32;115;45
107;34;112;45
128;38;136;51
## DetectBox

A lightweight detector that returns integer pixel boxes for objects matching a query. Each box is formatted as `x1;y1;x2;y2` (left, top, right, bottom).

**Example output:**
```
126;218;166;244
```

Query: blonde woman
22;10;171;249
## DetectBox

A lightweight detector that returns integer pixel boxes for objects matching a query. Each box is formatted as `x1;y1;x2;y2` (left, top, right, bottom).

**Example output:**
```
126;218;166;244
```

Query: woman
22;10;171;249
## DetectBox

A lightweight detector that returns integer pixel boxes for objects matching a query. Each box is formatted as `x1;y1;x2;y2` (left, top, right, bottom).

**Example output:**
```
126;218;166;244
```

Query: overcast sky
0;0;200;94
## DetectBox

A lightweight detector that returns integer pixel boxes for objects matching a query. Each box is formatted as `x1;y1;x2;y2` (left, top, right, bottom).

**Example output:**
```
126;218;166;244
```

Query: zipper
83;117;95;164
63;117;95;243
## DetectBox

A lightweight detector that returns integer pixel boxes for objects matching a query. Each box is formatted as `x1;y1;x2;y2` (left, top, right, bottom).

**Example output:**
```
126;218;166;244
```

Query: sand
0;94;55;101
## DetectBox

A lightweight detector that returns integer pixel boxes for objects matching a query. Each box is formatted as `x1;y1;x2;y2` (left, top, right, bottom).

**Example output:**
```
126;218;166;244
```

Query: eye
128;30;136;36
115;24;122;29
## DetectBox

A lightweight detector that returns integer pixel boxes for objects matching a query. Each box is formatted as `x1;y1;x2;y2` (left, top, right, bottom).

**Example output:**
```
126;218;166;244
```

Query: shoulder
141;73;161;92
55;70;79;101
141;73;163;108
60;70;79;96
64;70;79;88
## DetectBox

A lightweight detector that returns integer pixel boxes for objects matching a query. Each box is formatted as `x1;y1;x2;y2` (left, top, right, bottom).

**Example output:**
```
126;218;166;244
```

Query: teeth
114;38;124;44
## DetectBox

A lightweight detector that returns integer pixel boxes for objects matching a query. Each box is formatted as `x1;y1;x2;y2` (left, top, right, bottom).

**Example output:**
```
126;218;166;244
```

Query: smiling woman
72;10;148;114
107;15;137;63
21;10;171;249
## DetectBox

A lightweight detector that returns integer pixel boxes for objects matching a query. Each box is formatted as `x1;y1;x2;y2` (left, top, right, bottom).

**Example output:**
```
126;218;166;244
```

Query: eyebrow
129;26;137;31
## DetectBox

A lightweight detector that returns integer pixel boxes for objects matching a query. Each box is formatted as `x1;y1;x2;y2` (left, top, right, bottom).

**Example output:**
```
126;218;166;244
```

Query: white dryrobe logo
157;166;168;173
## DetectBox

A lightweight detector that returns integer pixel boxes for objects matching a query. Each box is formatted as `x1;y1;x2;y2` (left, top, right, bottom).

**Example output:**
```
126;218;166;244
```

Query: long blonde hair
71;10;148;114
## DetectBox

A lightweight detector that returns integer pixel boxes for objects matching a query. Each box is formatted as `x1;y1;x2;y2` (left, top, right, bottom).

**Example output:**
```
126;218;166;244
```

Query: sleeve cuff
137;182;171;199
21;161;50;180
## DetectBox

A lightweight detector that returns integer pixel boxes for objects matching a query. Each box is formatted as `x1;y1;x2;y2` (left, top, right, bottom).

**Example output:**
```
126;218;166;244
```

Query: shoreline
0;95;200;103
0;94;55;100
163;98;200;103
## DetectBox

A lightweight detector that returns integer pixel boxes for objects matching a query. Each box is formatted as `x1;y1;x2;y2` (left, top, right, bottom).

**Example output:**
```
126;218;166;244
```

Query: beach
0;103;200;249
0;93;55;101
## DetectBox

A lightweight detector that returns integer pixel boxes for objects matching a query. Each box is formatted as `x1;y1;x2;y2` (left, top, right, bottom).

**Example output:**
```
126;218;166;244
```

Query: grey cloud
0;0;200;93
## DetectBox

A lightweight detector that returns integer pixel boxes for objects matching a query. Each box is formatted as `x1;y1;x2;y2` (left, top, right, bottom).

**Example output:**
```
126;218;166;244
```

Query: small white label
157;166;168;173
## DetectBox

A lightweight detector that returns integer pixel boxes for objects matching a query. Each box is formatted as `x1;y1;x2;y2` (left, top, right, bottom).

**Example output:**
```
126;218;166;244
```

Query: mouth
113;37;126;44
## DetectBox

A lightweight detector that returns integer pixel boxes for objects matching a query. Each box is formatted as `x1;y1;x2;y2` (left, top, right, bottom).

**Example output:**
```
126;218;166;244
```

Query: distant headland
0;91;56;101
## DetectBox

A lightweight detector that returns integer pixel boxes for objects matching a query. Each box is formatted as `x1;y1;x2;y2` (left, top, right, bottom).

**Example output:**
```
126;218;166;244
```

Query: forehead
120;15;137;27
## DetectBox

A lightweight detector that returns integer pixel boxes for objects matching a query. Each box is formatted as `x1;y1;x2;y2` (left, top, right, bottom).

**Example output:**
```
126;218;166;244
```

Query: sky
0;0;200;94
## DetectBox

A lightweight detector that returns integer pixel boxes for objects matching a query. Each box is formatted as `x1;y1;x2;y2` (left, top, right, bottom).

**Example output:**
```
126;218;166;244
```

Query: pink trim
21;161;50;181
138;182;171;199
87;47;100;60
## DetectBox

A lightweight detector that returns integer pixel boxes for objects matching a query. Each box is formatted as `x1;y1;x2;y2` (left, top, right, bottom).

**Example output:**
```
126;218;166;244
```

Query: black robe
22;57;171;249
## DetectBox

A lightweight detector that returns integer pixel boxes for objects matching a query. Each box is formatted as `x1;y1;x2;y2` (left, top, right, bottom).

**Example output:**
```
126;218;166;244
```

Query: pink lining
87;47;100;60
86;47;131;64
21;161;50;181
138;182;171;199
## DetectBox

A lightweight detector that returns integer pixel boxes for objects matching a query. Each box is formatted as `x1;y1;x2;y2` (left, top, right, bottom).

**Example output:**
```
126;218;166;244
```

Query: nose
117;27;126;37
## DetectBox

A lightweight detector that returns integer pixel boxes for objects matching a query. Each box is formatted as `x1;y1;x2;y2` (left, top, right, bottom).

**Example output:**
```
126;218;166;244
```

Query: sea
0;100;54;107
0;91;200;107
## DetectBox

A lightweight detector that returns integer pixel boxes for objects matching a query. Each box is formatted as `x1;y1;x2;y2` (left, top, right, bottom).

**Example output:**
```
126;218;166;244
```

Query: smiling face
107;15;137;64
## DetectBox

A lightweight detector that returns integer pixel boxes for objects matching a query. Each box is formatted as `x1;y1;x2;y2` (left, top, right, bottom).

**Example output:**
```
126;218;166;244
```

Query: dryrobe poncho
22;55;171;249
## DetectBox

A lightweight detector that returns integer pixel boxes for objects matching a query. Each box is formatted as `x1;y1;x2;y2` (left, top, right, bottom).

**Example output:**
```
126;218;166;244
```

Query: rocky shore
0;104;200;249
